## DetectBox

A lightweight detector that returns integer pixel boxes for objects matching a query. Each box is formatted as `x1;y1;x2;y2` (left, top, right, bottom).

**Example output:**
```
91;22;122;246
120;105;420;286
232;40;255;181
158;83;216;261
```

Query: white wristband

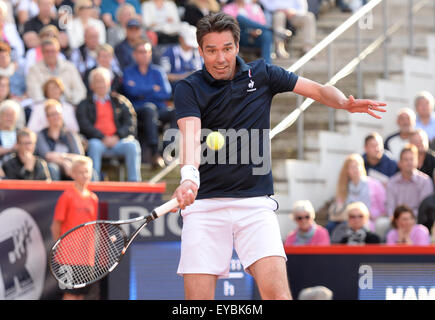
180;165;200;188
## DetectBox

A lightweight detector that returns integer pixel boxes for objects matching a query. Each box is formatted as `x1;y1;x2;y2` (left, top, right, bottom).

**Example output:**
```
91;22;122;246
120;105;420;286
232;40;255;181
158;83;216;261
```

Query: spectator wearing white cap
160;23;203;92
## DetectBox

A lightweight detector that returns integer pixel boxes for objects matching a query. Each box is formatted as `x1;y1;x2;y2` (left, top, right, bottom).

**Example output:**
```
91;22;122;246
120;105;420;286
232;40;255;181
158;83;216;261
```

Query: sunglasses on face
46;112;61;117
349;215;364;219
18;140;35;145
295;215;310;221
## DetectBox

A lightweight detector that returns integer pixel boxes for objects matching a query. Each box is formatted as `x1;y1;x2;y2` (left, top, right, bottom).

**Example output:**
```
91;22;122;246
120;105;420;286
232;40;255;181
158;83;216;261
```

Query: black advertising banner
0;181;165;300
285;246;435;300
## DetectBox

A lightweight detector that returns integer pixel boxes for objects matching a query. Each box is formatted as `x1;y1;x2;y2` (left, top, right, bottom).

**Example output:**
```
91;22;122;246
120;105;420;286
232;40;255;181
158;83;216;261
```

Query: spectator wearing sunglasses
285;200;330;246
331;202;381;244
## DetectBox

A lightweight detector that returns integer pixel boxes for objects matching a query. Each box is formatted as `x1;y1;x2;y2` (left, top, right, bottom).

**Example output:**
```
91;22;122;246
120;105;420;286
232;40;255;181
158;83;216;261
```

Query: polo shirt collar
36;16;55;25
202;56;250;85
399;169;419;182
42;126;68;144
235;55;250;74
93;93;111;103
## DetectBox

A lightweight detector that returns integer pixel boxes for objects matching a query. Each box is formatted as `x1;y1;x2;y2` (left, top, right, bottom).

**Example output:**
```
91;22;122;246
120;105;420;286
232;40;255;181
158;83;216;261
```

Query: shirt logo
247;69;256;92
247;79;256;92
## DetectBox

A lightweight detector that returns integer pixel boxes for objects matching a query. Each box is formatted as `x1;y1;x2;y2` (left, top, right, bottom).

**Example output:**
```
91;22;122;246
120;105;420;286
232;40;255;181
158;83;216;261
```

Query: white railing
275;0;432;159
272;0;431;139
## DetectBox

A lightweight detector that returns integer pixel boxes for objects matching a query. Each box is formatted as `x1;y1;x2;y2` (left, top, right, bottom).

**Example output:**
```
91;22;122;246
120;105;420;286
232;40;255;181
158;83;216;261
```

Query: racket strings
50;223;125;287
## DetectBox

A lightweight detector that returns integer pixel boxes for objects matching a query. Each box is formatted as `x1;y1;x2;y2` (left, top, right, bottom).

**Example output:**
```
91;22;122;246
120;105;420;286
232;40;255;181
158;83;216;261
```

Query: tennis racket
49;197;179;289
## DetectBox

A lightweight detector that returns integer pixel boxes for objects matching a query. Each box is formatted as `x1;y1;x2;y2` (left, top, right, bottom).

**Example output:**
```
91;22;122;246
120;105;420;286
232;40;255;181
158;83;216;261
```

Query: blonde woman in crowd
326;153;388;239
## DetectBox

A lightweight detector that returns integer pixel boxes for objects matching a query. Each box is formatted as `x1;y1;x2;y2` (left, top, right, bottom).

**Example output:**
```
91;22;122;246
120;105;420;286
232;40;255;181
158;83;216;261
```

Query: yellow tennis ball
206;131;225;150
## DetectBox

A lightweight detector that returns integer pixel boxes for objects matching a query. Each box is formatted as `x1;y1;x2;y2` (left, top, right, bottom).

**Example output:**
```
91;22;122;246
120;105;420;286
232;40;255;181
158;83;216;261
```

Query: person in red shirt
51;155;98;300
76;67;142;181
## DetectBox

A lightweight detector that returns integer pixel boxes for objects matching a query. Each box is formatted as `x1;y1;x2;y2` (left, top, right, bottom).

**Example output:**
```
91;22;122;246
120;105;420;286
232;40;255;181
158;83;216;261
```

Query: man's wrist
180;165;200;188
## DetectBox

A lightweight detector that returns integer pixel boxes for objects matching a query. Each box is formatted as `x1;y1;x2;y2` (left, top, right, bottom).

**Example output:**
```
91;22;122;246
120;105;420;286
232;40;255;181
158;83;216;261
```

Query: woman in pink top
285;200;330;246
386;205;430;245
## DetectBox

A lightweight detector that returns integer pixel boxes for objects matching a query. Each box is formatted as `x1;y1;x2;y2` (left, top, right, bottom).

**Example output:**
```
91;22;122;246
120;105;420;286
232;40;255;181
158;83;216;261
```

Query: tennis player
172;12;386;300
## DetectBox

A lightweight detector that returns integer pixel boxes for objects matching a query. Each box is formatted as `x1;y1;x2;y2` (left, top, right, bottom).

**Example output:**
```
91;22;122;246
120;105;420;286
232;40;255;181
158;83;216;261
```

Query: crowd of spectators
286;90;435;247
0;0;354;182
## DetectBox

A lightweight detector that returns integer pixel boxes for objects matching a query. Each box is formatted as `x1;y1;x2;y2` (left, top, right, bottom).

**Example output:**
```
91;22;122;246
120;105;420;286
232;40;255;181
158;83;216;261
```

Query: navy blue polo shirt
362;153;398;178
174;56;298;199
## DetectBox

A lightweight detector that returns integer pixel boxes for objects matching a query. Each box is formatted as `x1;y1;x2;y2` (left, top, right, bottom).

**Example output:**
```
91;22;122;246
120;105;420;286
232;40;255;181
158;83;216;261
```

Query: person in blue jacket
122;39;176;168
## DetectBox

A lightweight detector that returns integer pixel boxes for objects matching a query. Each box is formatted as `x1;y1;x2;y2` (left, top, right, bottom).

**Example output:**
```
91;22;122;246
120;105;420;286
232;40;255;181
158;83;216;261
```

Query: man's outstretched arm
293;76;387;119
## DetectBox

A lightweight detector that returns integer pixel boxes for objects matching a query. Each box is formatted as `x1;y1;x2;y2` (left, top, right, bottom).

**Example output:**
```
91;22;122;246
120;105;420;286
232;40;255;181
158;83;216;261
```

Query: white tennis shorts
177;196;286;278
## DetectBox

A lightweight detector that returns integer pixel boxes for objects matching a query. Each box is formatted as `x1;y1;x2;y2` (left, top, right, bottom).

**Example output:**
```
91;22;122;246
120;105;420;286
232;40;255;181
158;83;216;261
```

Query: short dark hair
392;204;415;228
364;132;382;146
196;12;240;49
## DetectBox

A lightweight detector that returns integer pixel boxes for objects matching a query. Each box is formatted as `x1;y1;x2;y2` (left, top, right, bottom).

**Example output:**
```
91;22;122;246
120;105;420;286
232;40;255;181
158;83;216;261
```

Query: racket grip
152;198;179;219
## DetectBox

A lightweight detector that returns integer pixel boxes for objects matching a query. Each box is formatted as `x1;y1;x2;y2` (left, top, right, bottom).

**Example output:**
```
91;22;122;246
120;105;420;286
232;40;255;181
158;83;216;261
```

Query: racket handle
152;197;179;219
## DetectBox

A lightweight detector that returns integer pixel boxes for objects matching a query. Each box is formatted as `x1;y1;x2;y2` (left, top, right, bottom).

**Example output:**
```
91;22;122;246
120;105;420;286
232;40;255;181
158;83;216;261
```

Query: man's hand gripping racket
49;196;182;289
